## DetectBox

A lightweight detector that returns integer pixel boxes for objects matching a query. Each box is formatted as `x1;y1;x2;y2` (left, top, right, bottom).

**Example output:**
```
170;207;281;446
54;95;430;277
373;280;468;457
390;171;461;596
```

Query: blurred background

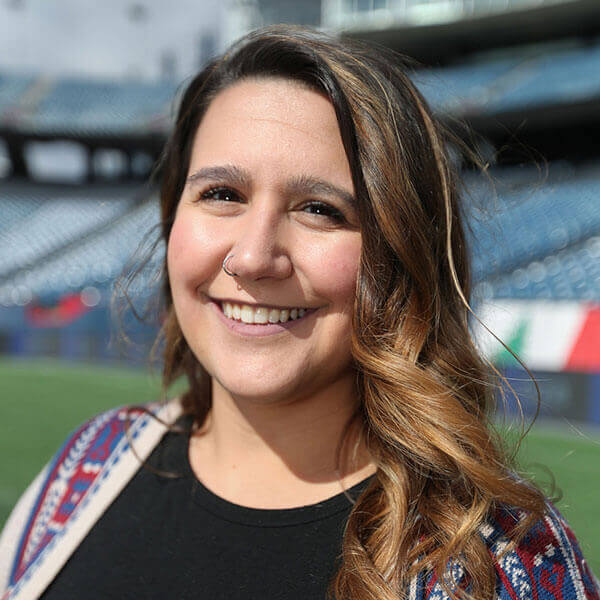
1;0;599;571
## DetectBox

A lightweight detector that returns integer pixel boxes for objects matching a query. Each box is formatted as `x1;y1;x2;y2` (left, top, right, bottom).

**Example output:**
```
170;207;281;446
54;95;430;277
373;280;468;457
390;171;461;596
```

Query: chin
213;372;309;406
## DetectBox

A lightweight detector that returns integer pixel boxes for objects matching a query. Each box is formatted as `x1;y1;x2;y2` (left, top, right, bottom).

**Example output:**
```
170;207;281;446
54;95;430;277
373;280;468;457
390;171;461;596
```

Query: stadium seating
2;77;177;135
475;234;600;301
0;73;35;116
0;189;136;280
0;194;162;302
0;193;44;235
30;78;176;134
493;42;600;113
461;161;600;302
414;37;600;116
467;166;600;283
1;36;598;137
413;55;519;114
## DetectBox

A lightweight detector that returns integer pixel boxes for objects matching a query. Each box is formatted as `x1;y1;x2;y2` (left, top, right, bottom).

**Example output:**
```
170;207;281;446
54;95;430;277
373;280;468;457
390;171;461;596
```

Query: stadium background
1;0;599;573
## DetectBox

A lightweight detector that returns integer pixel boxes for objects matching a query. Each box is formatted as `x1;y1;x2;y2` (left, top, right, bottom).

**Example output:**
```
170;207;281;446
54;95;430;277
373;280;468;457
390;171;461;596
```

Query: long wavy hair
154;24;546;600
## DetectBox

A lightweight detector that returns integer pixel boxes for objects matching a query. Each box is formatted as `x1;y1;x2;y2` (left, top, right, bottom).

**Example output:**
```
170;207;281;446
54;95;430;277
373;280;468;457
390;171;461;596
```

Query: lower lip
210;301;319;337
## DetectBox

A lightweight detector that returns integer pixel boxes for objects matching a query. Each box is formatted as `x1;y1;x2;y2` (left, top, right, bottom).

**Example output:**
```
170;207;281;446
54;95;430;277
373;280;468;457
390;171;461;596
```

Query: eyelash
199;186;240;203
197;186;347;224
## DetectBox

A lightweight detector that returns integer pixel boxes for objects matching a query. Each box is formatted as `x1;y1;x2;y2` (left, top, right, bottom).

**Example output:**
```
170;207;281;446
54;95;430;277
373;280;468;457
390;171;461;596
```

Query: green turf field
1;358;599;575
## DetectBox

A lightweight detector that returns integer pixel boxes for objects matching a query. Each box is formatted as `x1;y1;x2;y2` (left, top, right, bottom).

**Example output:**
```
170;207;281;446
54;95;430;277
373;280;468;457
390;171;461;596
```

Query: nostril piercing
222;254;238;277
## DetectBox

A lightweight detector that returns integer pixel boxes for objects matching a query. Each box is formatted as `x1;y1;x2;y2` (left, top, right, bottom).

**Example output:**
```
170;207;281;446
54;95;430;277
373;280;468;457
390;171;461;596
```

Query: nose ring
222;254;238;277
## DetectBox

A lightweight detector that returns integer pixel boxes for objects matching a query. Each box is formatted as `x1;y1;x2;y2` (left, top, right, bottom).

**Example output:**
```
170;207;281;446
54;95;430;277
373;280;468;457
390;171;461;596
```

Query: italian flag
474;300;600;373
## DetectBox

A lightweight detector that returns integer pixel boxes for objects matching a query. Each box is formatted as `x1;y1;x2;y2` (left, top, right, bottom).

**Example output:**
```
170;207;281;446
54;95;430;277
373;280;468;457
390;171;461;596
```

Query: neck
188;374;375;508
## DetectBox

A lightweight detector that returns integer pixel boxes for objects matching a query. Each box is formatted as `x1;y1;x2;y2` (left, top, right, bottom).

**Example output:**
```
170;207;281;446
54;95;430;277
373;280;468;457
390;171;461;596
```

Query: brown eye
199;187;242;203
302;201;346;224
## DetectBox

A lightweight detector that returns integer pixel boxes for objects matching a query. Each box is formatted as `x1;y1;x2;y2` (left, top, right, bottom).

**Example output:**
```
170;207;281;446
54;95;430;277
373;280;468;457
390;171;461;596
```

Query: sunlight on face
167;78;361;405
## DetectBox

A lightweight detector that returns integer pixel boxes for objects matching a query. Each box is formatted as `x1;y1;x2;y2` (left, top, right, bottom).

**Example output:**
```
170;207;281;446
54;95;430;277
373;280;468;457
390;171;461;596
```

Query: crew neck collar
175;415;374;527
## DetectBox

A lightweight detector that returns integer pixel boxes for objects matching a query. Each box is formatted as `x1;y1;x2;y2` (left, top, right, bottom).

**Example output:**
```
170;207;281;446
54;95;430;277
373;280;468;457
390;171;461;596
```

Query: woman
1;25;598;600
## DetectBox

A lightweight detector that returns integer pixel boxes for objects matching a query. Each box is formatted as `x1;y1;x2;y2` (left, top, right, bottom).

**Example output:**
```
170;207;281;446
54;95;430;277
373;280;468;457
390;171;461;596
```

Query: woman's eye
302;201;346;224
198;187;242;203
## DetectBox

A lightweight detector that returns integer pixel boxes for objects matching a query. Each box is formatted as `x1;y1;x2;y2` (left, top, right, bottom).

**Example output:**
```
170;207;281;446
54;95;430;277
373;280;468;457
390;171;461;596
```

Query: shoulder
11;398;183;525
26;400;172;495
39;397;184;479
0;398;183;598
419;502;599;600
481;502;600;600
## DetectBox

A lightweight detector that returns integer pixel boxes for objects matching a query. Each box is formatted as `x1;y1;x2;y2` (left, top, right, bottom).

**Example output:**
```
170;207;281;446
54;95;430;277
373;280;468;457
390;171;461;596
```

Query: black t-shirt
41;416;373;600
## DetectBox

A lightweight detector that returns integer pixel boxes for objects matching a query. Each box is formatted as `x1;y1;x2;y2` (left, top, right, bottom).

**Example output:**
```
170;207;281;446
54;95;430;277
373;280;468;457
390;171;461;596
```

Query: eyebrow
186;164;356;210
286;174;357;211
186;165;250;188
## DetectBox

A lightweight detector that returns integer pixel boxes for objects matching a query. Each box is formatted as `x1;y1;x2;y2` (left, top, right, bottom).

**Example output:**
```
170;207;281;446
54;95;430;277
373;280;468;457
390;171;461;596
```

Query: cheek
167;212;218;289
305;237;361;306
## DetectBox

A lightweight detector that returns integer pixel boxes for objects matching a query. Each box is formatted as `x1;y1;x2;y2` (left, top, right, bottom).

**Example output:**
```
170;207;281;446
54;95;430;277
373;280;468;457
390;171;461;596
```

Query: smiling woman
1;24;599;600
168;77;362;420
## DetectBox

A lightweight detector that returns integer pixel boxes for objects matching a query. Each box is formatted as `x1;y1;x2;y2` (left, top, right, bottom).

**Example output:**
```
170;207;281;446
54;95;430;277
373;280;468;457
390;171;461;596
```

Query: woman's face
167;77;361;405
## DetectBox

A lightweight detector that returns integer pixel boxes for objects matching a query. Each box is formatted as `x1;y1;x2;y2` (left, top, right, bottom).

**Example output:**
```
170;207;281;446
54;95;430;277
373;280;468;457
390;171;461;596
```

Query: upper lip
210;297;314;310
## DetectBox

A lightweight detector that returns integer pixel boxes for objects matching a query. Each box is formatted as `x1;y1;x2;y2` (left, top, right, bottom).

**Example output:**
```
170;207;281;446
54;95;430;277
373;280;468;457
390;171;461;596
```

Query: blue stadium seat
413;55;519;113
468;168;600;282
27;78;177;135
476;235;600;301
0;185;140;280
0;193;44;235
4;36;600;135
414;37;600;116
0;197;162;299
494;43;600;112
0;74;35;115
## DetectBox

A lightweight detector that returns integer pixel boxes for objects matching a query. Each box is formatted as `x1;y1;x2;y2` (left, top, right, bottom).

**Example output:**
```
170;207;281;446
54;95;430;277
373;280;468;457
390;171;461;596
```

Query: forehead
189;77;348;171
200;76;333;130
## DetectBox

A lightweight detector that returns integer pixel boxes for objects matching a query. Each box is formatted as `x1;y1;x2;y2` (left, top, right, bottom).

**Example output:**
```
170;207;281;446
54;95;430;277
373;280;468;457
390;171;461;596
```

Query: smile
221;301;309;325
208;298;319;337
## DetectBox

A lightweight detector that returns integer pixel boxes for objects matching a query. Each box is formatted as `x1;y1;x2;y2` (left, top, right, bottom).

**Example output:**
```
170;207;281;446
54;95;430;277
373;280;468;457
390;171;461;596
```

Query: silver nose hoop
222;254;238;277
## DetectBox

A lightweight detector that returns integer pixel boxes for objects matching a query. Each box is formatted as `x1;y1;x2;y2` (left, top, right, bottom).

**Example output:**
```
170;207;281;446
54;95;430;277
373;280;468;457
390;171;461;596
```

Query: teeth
240;306;254;323
254;307;268;324
221;302;309;324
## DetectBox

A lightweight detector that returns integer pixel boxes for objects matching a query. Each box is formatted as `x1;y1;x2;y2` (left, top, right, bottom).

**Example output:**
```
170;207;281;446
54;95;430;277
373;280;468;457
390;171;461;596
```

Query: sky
0;0;224;81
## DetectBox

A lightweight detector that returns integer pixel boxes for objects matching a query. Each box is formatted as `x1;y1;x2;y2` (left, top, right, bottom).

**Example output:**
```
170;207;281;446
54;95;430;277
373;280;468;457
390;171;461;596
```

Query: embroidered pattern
406;505;599;600
7;406;152;594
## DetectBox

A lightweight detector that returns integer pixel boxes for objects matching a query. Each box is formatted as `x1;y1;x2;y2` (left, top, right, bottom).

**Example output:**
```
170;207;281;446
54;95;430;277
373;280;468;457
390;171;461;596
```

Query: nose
225;202;293;281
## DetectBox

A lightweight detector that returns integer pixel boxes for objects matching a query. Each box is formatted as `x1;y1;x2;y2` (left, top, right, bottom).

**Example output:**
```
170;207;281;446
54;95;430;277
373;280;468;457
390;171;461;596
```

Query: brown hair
154;24;546;600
